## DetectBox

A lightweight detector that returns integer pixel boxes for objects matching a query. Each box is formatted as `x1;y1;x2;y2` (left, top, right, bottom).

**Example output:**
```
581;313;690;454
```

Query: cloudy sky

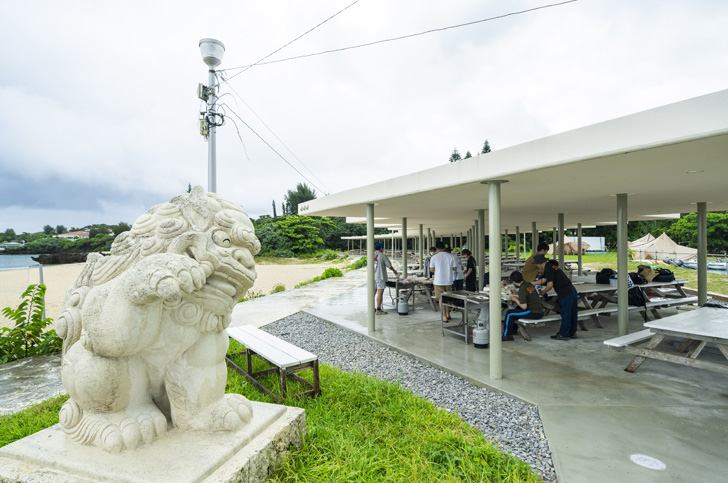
1;0;726;234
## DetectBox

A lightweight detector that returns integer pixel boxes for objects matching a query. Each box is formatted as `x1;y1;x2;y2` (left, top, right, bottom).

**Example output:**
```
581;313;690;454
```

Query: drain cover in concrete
630;454;666;470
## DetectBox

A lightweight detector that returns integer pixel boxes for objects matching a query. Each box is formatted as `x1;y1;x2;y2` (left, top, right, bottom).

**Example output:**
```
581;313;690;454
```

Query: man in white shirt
373;242;398;314
429;241;457;323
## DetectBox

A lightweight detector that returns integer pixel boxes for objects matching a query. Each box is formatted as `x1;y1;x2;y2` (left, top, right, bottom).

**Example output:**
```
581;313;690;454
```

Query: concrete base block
0;402;305;483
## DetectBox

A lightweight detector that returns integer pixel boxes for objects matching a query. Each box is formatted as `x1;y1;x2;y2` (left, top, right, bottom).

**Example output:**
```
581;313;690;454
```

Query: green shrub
1;284;62;364
238;290;264;303
345;256;367;271
321;267;343;279
320;249;339;260
270;284;286;294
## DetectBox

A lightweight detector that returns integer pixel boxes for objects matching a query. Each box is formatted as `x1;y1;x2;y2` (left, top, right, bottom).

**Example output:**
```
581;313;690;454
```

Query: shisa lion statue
55;186;260;453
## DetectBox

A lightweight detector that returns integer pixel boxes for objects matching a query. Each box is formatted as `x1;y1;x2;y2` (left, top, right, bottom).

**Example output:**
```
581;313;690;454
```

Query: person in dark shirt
462;249;477;291
534;254;578;340
502;271;544;341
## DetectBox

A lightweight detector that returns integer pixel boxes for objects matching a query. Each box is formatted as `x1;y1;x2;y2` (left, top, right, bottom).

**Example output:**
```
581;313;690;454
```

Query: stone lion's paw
149;256;206;301
208;394;253;430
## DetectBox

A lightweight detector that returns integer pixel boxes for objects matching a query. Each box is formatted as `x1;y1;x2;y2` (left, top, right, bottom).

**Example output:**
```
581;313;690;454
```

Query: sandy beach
1;260;344;330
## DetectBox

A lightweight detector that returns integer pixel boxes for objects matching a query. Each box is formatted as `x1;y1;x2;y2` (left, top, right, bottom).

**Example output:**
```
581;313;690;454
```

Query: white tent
629;233;656;247
548;235;589;255
629;232;697;261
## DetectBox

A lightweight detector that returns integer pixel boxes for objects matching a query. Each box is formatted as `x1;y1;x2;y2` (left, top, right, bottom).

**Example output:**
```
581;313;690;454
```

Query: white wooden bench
226;326;320;403
515;306;632;341
640;296;699;319
603;329;654;348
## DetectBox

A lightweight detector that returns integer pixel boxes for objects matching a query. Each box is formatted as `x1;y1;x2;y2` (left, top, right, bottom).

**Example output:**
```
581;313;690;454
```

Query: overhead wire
218;79;332;194
221;0;362;84
222;107;327;194
220;0;579;71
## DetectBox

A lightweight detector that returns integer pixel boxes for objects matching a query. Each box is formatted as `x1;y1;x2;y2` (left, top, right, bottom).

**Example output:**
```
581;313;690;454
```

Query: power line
221;104;326;194
220;0;579;71
221;0;362;84
218;78;332;194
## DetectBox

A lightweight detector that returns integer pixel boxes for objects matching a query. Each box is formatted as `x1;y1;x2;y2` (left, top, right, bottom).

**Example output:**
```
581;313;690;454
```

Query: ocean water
0;254;40;271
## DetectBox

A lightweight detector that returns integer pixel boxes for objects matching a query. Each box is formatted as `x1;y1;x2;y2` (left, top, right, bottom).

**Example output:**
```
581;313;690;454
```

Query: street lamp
199;38;225;193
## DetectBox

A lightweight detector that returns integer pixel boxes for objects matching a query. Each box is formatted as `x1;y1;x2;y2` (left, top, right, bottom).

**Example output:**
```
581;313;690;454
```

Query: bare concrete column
532;222;538;255
515;226;520;263
617;194;629;336
504;229;508;257
697;202;708;305
367;204;375;333
401;218;408;278
486;181;506;380
427;228;431;250
577;223;583;276
419;224;424;276
558;213;565;269
477;211;485;290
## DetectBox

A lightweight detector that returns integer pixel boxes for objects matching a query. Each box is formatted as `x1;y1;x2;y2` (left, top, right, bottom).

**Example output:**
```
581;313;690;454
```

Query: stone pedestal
0;402;304;483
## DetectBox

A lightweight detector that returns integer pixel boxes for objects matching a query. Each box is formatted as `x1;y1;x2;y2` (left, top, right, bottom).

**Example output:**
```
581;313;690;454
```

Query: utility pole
198;38;225;193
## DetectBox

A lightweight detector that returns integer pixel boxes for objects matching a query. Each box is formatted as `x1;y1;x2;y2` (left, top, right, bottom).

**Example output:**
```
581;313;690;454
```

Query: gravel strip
263;312;556;482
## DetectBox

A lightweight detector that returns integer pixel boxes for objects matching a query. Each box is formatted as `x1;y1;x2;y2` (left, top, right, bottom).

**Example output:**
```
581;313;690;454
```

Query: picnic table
605;307;728;374
386;277;437;312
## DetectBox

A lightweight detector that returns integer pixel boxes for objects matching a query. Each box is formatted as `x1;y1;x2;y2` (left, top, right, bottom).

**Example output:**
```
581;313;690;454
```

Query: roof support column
487;181;506;380
366;203;375;334
532;222;538;256
450;235;454;250
477;212;485;290
419;224;424;276
401;218;408;278
697;202;708;305
504;229;508;257
515;226;520;263
427;228;431;251
617;193;629;336
558;213;565;269
577;223;583;276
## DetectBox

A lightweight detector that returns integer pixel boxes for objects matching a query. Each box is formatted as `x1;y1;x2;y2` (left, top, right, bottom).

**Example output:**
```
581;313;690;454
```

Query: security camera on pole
198;38;225;193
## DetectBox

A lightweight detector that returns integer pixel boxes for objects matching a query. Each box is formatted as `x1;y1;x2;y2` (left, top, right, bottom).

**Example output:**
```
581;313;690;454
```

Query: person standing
447;247;464;291
374;242;398;315
430;241;457;323
502;271;544;341
423;246;437;279
521;242;550;283
533;254;578;340
462;249;477;292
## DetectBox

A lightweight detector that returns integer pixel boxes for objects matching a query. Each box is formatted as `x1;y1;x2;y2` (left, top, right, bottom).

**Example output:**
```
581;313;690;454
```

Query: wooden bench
226;326;320;403
603;329;654;348
640;296;699;319
515;306;645;341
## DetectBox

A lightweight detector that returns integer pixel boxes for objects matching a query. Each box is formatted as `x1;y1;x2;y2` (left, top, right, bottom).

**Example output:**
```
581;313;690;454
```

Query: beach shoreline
1;260;347;329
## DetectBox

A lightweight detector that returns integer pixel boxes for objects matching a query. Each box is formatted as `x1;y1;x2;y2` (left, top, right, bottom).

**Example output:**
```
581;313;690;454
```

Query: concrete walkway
235;268;728;483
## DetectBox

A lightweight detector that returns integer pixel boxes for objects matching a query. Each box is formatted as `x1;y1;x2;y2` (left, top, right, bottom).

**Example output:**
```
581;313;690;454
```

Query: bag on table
629;272;648;285
637;265;658;282
655;268;675;282
596;268;616;284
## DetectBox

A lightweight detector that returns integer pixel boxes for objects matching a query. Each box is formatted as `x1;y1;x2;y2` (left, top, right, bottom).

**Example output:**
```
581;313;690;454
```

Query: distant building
58;231;90;240
0;241;25;249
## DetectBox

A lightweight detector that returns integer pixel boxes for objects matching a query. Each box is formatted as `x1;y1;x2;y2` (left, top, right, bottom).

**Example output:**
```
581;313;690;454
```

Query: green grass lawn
561;252;728;295
0;340;542;482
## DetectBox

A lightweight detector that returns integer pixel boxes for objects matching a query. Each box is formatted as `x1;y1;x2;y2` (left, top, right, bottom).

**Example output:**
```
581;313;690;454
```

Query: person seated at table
533;254;578;341
462;249;477;292
423;246;437;279
521;242;550;284
373;242;398;315
430;241;457;323
502;271;544;341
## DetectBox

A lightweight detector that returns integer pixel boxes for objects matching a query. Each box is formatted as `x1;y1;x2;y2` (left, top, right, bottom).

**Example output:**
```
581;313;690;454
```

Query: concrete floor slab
303;280;728;482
